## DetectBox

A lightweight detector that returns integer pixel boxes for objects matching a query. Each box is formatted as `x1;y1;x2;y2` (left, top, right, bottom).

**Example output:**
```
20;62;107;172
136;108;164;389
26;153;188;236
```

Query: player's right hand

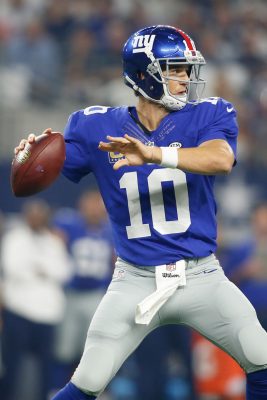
14;128;52;155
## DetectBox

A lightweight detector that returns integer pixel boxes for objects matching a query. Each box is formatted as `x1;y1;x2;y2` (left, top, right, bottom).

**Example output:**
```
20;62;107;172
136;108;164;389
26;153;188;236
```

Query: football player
15;25;267;400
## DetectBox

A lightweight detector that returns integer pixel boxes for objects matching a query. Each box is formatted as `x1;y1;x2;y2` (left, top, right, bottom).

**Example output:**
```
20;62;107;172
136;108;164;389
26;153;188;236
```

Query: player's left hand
99;134;158;170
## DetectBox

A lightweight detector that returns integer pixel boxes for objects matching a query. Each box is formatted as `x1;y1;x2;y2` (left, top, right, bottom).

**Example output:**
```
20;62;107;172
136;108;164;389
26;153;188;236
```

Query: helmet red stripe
176;29;194;50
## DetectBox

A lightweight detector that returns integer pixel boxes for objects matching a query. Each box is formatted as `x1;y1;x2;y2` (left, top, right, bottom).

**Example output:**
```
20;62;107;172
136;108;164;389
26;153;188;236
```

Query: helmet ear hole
137;71;145;80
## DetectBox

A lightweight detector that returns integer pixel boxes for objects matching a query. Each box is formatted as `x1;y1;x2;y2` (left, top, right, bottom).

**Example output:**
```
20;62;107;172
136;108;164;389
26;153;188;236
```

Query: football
11;132;65;197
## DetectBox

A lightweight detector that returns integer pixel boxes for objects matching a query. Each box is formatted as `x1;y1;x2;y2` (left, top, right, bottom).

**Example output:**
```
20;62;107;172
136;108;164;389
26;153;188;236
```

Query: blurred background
1;0;267;399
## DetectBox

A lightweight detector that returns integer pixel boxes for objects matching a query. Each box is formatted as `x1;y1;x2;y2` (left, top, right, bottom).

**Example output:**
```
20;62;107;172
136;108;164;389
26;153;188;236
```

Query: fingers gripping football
11;129;65;197
14;128;52;155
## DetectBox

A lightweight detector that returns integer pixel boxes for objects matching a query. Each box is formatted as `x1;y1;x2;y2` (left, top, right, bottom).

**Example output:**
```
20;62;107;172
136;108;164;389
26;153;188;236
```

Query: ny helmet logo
132;35;156;53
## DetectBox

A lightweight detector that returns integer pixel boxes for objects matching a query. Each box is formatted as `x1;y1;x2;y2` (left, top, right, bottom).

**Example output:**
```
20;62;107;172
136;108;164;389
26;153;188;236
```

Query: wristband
160;147;179;168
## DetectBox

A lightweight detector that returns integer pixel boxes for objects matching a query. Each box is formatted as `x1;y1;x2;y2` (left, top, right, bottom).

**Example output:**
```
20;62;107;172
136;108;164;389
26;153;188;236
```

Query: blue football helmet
123;25;206;110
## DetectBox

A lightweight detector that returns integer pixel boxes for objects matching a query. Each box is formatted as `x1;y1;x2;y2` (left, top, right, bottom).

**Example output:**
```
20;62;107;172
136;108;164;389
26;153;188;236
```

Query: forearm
152;141;234;175
99;135;234;174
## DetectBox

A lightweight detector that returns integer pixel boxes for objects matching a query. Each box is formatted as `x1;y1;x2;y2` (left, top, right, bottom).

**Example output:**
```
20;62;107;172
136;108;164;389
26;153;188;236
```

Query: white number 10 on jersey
120;168;191;239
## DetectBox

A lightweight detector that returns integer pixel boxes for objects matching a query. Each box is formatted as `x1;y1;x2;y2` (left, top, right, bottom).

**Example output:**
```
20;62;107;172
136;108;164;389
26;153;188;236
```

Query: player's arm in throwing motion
98;134;235;175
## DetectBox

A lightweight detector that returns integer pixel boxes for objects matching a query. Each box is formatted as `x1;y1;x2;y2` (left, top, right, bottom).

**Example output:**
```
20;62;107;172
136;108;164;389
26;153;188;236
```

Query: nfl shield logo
166;263;176;272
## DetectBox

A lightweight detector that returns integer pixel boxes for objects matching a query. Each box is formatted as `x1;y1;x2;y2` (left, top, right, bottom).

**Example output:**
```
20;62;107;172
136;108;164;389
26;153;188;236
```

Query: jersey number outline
120;169;191;239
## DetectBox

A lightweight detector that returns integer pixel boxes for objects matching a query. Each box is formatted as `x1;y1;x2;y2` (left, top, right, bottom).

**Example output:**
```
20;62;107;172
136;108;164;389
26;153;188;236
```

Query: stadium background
1;0;267;399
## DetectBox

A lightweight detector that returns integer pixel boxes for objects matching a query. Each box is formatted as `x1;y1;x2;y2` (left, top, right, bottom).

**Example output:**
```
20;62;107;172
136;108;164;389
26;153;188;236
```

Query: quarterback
16;25;267;399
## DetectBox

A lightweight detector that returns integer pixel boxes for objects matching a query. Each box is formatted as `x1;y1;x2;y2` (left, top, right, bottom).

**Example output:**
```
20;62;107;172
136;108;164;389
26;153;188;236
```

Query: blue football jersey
62;97;238;266
53;208;114;290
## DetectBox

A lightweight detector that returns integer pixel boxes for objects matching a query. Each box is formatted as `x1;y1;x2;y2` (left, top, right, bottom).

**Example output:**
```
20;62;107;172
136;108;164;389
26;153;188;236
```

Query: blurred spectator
250;204;267;277
98;19;128;78
3;17;62;104
62;26;100;104
0;0;41;37
44;0;74;46
217;202;267;335
230;204;267;325
218;203;267;284
0;200;71;400
51;190;114;395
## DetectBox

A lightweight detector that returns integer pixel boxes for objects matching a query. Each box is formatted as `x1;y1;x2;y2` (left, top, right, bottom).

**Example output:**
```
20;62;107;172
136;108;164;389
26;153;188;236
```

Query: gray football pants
72;254;267;396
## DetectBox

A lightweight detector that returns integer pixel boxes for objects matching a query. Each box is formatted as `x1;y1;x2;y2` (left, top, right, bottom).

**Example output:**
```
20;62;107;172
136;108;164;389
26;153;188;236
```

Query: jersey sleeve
197;98;238;158
62;110;93;183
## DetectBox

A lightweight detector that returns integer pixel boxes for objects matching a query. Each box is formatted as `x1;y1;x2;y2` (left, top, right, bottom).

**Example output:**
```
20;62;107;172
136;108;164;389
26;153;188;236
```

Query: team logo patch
169;142;182;148
108;151;125;164
166;263;176;272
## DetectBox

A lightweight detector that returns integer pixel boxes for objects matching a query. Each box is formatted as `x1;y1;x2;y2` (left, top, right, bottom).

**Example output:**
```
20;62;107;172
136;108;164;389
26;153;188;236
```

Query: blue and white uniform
60;99;267;397
63;98;237;265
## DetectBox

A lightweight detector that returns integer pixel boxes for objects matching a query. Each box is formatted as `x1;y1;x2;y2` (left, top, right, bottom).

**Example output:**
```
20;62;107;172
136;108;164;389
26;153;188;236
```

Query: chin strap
161;94;187;111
